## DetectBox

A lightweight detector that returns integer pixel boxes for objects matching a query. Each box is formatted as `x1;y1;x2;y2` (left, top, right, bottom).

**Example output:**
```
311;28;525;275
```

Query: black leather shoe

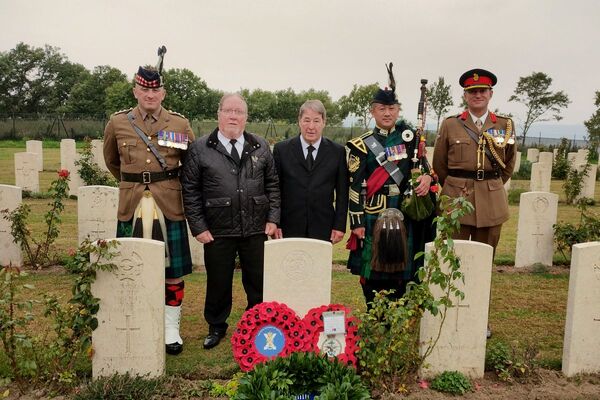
203;331;226;349
166;342;183;355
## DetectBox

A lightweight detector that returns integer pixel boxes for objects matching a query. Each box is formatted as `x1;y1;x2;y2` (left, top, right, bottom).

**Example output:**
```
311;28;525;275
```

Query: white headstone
529;162;552;192
538;152;553;165
263;238;332;317
25;140;43;171
0;185;23;267
504;178;511;192
576;149;589;165
91;139;109;172
513;151;521;173
187;225;205;268
92;238;165;378
14;152;39;192
419;240;493;378
60;139;84;195
574;163;597;203
514;192;558;268
562;241;600;377
526;148;539;163
78;186;119;244
567;152;577;164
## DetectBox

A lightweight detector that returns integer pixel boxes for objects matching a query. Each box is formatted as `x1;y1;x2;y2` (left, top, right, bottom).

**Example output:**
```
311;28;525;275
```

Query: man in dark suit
273;99;348;243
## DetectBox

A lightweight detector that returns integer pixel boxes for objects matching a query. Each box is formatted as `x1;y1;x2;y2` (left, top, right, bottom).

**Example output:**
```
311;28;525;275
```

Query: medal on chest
157;131;189;150
385;143;408;161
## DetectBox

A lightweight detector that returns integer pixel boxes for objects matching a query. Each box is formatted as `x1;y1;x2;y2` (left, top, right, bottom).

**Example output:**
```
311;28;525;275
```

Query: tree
104;80;134;115
338;83;380;130
273;88;301;123
427;77;453;133
64;65;127;116
162;68;212;119
0;42;87;114
584;91;600;162
241;88;277;122
509;72;570;146
297;88;341;125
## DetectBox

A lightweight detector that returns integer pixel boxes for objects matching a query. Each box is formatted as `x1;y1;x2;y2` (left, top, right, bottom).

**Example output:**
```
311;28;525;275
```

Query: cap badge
473;73;479;81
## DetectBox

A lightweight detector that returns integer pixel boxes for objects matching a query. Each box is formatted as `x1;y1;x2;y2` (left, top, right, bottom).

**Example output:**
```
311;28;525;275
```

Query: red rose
429;184;439;193
58;169;70;178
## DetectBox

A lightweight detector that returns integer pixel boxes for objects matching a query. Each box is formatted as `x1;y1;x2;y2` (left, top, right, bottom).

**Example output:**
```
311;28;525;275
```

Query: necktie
307;145;315;170
230;139;240;165
475;119;483;130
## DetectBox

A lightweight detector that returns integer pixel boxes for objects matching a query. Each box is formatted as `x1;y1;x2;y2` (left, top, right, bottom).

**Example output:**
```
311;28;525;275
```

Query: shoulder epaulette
346;131;372;154
494;114;511;120
113;107;133;116
167;109;187;119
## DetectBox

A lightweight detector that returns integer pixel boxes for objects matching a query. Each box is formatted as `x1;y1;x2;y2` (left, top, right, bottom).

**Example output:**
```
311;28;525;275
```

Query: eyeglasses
219;109;246;116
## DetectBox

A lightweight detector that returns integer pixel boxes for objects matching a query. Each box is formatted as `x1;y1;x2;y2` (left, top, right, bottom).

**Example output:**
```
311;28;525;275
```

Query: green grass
0;142;598;380
2;143;599;265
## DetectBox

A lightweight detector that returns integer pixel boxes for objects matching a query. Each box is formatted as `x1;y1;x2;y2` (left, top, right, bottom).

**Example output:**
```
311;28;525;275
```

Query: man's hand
415;174;433;196
352;227;365;239
195;230;214;244
330;229;344;244
274;228;283;239
265;222;278;237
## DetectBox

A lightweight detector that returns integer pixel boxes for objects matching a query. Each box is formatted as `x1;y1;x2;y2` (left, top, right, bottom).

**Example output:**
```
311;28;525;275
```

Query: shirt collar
469;110;489;125
299;134;321;151
217;131;245;148
139;106;162;122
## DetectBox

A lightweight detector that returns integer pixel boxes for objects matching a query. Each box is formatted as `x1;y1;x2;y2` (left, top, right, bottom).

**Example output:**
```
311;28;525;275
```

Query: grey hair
298;99;326;120
218;92;248;113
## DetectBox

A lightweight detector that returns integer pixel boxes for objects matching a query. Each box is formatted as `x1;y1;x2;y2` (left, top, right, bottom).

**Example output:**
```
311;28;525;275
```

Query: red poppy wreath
231;301;307;371
302;304;360;368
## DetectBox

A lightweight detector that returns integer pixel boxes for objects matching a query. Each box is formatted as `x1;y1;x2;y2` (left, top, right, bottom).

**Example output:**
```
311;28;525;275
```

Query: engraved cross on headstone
116;314;140;354
454;298;470;332
90;218;106;237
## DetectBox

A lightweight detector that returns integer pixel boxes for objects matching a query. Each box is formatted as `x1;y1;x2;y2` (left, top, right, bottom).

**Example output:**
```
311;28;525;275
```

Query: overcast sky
1;0;599;137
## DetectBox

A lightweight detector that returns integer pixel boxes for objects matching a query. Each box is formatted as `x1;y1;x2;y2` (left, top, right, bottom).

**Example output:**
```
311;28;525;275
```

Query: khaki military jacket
103;106;195;221
432;112;517;228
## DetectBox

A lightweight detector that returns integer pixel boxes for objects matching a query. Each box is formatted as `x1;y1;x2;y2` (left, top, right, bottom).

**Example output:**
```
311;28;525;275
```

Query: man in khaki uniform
433;68;516;338
433;68;516;253
103;50;195;355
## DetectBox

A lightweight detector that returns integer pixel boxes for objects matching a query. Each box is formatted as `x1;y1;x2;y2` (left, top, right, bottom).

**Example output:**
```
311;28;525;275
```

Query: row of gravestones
89;237;600;379
1;182;598;379
427;147;597;199
0;184;204;268
16;142;597;201
13;139;108;195
528;148;597;201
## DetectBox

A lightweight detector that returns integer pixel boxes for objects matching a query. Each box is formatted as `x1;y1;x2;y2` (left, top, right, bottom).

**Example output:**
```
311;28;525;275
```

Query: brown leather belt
121;168;179;184
448;169;500;181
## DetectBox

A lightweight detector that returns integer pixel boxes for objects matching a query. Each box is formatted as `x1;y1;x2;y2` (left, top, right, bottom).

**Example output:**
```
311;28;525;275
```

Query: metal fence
0;114;591;149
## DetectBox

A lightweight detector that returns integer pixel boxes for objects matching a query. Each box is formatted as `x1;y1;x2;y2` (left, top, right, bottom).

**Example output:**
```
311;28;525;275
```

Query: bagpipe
370;71;434;273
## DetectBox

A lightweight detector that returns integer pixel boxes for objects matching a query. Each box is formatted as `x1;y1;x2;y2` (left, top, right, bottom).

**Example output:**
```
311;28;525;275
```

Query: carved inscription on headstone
563;242;600;376
78;186;118;244
263;238;332;317
92;238;165;378
419;240;493;378
14;152;39;192
515;192;558;268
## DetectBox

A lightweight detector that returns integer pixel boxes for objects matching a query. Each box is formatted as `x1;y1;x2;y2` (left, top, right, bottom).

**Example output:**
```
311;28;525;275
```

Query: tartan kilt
347;195;436;282
116;217;193;279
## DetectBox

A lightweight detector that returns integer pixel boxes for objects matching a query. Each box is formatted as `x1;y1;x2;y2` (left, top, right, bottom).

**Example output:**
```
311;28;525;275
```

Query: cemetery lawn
0;265;571;377
2;142;600;398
